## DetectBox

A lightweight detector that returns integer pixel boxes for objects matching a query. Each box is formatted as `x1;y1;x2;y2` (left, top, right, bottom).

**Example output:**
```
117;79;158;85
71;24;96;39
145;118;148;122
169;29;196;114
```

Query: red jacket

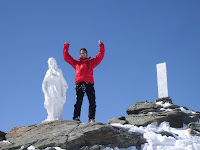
63;43;105;84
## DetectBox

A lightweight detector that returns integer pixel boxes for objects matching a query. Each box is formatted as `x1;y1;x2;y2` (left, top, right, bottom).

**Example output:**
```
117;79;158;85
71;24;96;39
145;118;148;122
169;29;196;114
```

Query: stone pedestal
155;97;173;104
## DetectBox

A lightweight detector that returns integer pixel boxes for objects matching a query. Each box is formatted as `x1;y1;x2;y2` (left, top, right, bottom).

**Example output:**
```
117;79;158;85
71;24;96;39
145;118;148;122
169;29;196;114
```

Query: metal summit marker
156;62;168;98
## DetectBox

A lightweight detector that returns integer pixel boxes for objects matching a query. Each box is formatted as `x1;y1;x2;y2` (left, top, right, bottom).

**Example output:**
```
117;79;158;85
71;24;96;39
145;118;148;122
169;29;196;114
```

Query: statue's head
48;57;58;70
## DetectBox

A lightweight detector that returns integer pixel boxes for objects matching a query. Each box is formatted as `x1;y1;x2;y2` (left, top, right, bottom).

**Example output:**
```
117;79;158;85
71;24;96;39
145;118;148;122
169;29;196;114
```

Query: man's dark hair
80;48;87;53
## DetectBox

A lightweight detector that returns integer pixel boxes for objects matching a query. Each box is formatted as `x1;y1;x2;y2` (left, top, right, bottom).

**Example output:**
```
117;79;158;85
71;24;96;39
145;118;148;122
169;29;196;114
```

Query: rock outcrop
0;120;146;150
109;98;200;128
1;97;200;150
126;101;161;115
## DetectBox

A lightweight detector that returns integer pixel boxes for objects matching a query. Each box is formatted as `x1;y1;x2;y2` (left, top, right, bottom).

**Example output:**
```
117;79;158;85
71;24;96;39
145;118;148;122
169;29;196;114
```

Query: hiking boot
88;119;95;123
73;117;80;122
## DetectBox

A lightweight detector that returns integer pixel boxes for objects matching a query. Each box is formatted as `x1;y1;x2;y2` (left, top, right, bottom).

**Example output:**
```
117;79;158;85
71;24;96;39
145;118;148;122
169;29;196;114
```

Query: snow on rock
27;145;35;150
0;140;10;143
110;99;200;128
26;145;65;150
42;57;68;123
180;107;197;114
103;146;138;150
156;101;172;108
112;122;200;150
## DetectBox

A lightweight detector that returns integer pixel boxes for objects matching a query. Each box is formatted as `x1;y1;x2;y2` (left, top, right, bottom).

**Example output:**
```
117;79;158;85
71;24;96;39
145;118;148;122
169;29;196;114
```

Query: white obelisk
156;62;168;98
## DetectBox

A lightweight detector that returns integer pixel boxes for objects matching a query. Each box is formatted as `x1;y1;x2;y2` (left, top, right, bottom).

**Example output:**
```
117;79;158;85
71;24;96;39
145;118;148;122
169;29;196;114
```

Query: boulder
0;131;6;141
125;113;169;127
109;110;200;128
126;101;161;115
111;100;200;128
109;112;171;127
1;120;146;150
107;116;128;125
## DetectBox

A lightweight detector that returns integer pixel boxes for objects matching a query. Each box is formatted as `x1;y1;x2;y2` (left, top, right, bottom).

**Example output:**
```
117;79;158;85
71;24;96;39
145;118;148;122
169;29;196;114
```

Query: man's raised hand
64;42;70;45
98;40;103;45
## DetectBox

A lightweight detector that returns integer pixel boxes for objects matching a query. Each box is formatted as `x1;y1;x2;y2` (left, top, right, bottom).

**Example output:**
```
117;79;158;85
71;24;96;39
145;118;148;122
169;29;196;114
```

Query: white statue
42;57;68;123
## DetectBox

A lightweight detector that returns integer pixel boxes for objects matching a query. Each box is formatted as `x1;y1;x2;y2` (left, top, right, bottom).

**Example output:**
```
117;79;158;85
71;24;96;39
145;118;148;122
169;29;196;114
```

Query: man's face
79;50;88;59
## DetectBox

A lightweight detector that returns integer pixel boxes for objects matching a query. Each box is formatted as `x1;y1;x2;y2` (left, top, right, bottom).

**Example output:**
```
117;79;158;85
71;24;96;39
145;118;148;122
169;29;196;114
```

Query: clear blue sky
1;1;200;133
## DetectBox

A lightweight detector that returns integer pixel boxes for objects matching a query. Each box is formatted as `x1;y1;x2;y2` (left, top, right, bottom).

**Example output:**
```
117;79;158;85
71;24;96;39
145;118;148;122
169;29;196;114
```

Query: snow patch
156;102;172;108
27;145;35;150
25;145;65;150
103;146;137;150
180;107;197;114
0;140;10;143
111;122;200;150
160;108;173;112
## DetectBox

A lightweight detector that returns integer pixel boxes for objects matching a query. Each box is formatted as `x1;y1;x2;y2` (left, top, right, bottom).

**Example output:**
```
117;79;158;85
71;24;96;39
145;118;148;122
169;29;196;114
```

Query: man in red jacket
63;40;105;123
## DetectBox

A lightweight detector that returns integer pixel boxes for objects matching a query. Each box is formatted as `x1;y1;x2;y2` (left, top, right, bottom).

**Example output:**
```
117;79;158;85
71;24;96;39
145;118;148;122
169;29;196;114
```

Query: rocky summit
1;97;200;150
0;120;146;150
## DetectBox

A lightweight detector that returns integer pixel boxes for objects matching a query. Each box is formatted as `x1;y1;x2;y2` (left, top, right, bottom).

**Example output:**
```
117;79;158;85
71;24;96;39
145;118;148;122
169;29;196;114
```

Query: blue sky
1;1;200;133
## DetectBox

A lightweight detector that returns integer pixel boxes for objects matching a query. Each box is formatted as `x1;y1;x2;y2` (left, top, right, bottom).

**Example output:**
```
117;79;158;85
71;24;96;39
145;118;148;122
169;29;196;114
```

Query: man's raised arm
63;42;76;68
91;40;105;69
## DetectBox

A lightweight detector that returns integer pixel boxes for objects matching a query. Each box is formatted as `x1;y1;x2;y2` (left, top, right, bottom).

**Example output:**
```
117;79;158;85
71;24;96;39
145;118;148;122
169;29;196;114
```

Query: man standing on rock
63;40;105;123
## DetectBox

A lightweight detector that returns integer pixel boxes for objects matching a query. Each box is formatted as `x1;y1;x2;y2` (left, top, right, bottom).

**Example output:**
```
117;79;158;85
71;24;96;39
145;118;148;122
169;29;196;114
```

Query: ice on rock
42;57;68;123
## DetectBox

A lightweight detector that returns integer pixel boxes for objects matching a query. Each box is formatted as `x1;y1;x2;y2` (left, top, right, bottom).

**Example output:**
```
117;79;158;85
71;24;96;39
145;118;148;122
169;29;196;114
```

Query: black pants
73;82;96;120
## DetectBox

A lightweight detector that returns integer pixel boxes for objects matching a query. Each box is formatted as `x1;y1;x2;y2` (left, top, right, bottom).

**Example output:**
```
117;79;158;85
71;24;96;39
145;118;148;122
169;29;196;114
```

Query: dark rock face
157;131;178;139
0;131;6;141
1;120;146;150
109;99;200;128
